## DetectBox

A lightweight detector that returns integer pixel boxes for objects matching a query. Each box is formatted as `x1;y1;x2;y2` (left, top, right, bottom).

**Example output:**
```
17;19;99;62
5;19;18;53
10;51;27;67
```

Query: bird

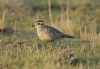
33;20;74;42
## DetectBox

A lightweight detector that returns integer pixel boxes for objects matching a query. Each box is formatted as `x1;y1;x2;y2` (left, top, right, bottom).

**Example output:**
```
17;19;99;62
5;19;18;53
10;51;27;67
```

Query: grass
0;0;100;69
0;33;100;69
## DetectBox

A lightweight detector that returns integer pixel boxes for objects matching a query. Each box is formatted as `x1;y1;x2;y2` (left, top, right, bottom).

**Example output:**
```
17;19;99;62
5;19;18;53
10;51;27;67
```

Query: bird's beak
32;24;35;27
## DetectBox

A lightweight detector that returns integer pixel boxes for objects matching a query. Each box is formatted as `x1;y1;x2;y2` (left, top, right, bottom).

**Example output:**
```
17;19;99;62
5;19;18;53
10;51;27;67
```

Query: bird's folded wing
46;26;68;38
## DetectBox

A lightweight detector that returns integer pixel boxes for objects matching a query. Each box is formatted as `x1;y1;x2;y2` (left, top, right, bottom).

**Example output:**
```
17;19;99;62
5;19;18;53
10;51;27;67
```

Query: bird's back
45;26;74;39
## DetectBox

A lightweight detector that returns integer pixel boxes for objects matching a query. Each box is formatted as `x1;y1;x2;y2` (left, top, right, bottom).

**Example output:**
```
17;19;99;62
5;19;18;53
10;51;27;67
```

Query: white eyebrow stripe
38;22;43;24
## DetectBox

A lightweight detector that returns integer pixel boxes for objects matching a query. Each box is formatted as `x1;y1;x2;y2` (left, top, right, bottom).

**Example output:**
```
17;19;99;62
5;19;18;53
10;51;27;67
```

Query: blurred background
0;0;100;16
0;0;100;69
0;0;100;40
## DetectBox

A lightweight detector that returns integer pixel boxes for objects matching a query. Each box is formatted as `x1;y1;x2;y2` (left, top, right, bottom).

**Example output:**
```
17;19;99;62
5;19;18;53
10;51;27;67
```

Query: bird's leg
47;42;54;57
49;42;53;50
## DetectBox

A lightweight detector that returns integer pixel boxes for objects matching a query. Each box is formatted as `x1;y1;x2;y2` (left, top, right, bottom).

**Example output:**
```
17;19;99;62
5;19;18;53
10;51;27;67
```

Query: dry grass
0;8;7;29
0;0;100;69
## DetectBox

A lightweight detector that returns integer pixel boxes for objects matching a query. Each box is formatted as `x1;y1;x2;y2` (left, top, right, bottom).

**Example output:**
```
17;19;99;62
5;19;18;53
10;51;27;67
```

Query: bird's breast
37;29;53;42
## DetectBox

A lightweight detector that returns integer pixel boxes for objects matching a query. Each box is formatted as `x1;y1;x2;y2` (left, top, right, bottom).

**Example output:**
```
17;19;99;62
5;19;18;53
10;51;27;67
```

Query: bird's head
35;20;45;26
32;20;45;28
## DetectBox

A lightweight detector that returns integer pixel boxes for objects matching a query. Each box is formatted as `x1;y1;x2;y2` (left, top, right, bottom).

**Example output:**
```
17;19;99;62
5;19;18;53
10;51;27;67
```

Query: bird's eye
38;22;43;25
38;23;41;25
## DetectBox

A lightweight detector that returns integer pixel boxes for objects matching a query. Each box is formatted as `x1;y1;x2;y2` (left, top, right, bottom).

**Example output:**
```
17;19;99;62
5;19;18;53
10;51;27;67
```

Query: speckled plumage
34;20;74;42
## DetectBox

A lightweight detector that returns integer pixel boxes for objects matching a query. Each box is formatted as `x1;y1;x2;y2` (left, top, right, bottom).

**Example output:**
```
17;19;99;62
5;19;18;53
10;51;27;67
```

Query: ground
0;0;100;69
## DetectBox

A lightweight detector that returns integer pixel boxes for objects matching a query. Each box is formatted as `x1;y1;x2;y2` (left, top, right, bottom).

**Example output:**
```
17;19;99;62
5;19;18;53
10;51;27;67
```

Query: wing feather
45;26;74;39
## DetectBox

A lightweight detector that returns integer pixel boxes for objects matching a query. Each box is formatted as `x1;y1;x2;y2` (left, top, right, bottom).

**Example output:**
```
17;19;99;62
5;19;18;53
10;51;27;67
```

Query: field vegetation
0;0;100;69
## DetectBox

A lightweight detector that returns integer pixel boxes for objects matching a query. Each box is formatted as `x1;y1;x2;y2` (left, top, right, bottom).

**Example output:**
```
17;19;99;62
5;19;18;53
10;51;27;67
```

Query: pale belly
37;31;53;42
